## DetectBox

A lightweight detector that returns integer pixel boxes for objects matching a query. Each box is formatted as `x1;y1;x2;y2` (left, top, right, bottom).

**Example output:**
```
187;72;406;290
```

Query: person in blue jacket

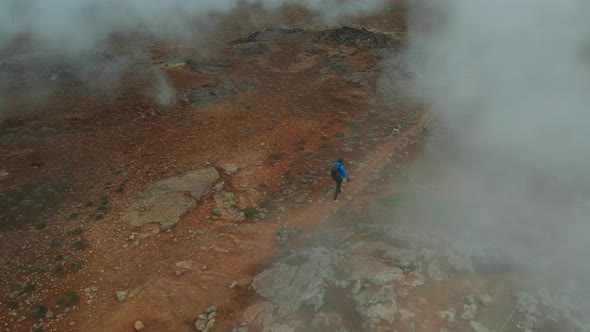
331;158;351;202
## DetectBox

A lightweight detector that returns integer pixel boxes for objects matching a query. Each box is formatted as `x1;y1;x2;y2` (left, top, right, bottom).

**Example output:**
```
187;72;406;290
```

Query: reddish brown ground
0;4;452;332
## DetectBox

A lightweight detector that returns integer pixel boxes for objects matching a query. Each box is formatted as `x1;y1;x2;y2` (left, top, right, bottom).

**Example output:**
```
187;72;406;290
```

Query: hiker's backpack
330;163;341;180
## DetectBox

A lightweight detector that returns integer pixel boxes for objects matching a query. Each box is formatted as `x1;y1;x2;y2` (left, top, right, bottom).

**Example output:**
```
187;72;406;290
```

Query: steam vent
1;1;589;331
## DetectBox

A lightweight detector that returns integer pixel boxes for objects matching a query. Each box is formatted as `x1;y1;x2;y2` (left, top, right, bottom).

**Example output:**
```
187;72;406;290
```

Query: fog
393;0;590;308
0;0;389;52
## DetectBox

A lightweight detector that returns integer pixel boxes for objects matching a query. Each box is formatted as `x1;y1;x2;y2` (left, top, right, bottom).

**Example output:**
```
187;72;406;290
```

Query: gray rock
45;310;54;319
257;212;267;220
469;320;489;332
123;168;219;229
477;294;493;306
116;291;128;302
252;248;342;317
353;285;397;329
195;316;208;331
461;303;478;321
206;306;217;313
220;163;240;176
134;320;145;331
294;194;307;204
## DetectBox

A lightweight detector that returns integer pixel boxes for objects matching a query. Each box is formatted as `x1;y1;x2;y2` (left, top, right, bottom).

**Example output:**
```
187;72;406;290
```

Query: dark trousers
334;177;343;200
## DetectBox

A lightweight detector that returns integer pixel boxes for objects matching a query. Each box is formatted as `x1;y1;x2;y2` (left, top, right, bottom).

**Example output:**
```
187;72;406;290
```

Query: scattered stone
134;320;145;331
45;310;54;319
229;281;239;289
275;226;302;245
294;194;307;204
175;270;185;276
477;293;493;307
220;163;241;176
469;320;490;332
195;306;217;332
116;291;128;302
461;302;478;321
353;285;397;329
257;212;267;220
438;308;456;323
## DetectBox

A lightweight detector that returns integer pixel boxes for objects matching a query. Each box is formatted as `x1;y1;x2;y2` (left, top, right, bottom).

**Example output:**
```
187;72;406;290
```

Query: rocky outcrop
122;168;219;229
320;26;403;50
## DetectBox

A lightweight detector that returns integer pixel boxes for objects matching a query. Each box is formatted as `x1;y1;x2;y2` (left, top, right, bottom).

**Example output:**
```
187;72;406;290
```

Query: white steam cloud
399;0;590;305
0;0;389;52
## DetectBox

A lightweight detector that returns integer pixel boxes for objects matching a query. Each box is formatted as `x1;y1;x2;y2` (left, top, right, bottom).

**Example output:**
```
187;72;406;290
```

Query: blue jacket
335;162;350;180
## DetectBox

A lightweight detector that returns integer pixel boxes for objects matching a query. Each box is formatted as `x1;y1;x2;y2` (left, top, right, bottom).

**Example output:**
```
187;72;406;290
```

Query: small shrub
33;328;46;332
334;132;345;138
70;227;83;235
96;205;107;212
28;304;48;318
301;151;313;159
85;202;93;207
50;238;63;248
56;292;80;306
243;207;258;219
34;223;47;230
7;300;17;310
72;240;89;251
95;214;104;221
53;265;65;274
115;187;124;193
19;284;36;295
268;152;285;161
258;183;269;188
321;135;329;141
68;213;79;220
54;254;64;262
70;262;83;270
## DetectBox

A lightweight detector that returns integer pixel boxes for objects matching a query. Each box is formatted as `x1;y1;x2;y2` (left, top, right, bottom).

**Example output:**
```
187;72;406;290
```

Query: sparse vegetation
19;284;36;295
34;222;47;230
85;202;93;207
243;207;258;218
68;213;79;219
7;300;17;310
258;183;269;188
50;238;63;248
72;240;89;250
54;254;64;262
28;304;48;318
70;227;83;235
115;187;124;193
56;292;80;306
334;132;345;138
95;214;104;220
53;265;65;274
70;262;83;270
269;152;285;160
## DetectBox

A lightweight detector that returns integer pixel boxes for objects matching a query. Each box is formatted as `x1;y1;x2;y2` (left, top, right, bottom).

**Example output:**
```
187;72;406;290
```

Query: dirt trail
286;112;431;229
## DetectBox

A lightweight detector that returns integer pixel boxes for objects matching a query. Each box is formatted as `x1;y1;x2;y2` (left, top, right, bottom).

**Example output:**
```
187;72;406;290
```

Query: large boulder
123;168;219;229
252;248;343;317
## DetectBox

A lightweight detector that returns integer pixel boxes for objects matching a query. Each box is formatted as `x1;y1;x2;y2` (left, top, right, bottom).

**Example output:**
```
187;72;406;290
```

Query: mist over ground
390;0;590;313
0;0;389;52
